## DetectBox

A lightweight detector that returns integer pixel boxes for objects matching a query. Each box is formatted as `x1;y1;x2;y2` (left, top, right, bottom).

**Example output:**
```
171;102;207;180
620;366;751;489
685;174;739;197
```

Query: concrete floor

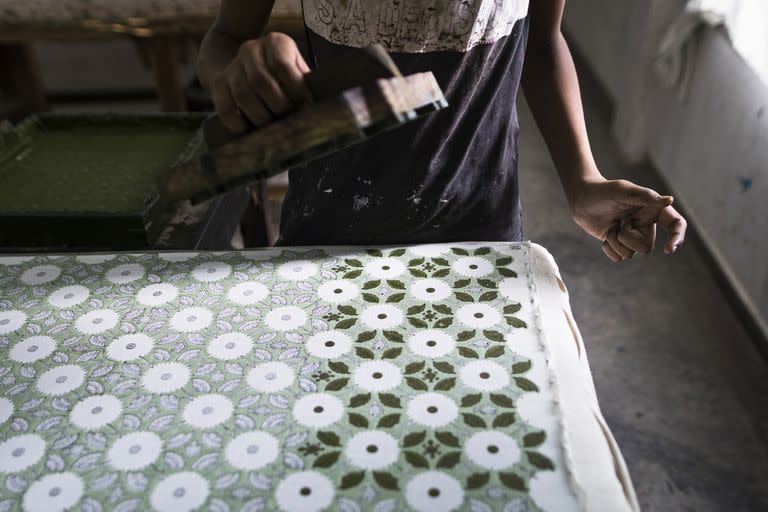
14;39;768;511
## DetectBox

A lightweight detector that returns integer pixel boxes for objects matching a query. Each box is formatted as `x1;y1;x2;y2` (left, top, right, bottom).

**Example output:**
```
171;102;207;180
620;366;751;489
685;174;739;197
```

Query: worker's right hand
210;32;312;133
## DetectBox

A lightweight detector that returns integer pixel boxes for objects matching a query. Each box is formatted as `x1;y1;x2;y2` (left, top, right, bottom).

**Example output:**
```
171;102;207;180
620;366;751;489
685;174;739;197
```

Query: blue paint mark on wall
738;177;753;193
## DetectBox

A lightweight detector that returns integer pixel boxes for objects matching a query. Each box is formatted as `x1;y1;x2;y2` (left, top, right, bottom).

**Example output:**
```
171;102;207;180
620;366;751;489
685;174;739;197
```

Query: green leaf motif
313;451;341;468
453;278;471;288
387;279;406;290
479;291;498;302
404;450;429;468
382;347;402;359
367;249;383;257
434;378;456;391
433;362;455;374
451;248;470;256
463;413;487;428
349;393;371;407
436;451;462;468
344;258;363;268
404;361;426;374
485;346;505;358
433;317;453;329
317;431;341;446
390;249;406;257
483;330;504;342
431;268;450;278
405;377;428;391
490;394;515;408
402;431;426;447
504;303;522;314
406;304;426;315
458;346;479;359
474;247;491;255
460;393;482;407
377;414;401;428
348;413;369;428
385;293;405;303
343;270;362;279
477;279;498;289
338;305;357;316
432;257;450;267
492;413;516;428
328;361;350;374
355;347;374;359
372;472;399;490
512;360;532;374
527;451;555;470
498;268;518;278
407;317;428;329
379;393;402;408
362;280;381;290
382;330;403;342
409;269;428;278
336;318;357;329
454;292;475;303
432;304;453;315
325;378;349;391
514;377;539;392
466;472;490;489
496;257;513;266
499;472;527;491
340;471;365;489
356;330;377;343
362;293;380;303
523;431;546;448
506;316;527;328
408;258;425;267
435;431;460;447
457;330;476;341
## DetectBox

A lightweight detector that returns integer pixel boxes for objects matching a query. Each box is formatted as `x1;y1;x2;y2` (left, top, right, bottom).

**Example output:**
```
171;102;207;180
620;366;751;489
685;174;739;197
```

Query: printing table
0;242;639;511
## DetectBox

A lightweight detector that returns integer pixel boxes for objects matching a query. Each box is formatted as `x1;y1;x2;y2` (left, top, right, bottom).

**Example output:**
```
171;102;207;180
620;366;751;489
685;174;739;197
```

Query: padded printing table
0;242;639;511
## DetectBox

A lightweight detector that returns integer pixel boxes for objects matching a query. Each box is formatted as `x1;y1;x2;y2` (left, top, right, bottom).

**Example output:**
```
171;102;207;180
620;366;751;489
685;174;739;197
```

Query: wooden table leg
0;43;48;120
145;35;188;112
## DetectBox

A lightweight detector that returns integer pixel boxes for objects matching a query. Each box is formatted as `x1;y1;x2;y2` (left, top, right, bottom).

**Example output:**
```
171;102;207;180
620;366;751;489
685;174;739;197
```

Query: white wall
564;0;768;339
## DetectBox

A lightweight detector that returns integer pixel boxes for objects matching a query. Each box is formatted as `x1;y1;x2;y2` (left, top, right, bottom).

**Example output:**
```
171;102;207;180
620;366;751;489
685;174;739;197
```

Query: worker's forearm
197;29;242;92
521;33;602;203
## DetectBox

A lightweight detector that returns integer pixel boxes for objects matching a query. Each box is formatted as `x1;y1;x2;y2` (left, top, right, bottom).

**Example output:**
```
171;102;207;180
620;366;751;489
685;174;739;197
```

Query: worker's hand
210;32;312;133
568;177;688;262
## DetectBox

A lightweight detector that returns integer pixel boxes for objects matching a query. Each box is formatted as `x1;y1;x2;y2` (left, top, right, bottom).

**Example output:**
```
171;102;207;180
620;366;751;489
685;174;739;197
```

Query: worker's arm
197;0;311;133
521;0;687;261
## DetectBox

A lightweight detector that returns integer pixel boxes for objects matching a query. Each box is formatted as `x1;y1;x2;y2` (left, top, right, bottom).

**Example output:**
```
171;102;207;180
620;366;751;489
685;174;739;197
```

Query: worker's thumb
616;181;674;207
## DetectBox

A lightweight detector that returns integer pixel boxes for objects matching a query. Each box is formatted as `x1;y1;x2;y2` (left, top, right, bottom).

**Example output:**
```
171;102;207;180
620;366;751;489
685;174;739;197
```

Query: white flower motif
316;280;359;303
515;392;556;430
275;471;335;512
36;365;85;396
227;281;269;305
464;431;520;470
106;263;145;283
305;331;353;359
459;360;510;392
74;309;118;335
23;472;84;512
410;278;451;302
406;393;459;428
136;283;179;306
76;254;115;264
224;431;280;470
192;261;232;282
150;472;210;512
264;306;308;331
107;432;163;471
292;393;344;428
70;395;123;430
10;336;56;364
246;361;295;392
158;252;194;262
408;244;452;257
208;332;253;360
107;333;154;361
344;431;399;470
363;257;406;279
182;394;234;429
47;285;89;308
277;260;319;281
407;330;456;358
360;304;404;329
170;307;213;332
405;471;465;512
452;256;494;278
456;303;502;329
0;310;26;335
352;361;402;392
142;362;191;394
0;434;46;472
20;265;61;285
499;276;528;300
0;397;13;425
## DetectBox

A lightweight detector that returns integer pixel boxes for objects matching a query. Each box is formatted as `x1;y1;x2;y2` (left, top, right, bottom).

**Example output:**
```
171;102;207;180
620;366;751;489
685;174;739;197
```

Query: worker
196;0;687;261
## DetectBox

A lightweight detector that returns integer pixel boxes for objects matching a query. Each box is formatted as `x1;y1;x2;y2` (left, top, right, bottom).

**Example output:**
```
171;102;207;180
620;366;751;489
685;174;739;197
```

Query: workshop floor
36;39;768;511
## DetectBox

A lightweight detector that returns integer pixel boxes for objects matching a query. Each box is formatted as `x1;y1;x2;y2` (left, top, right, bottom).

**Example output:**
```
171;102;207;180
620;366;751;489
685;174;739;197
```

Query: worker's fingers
605;226;636;260
228;61;271;127
612;180;674;208
263;33;312;106
618;223;654;254
210;75;248;133
602;241;623;263
658;205;687;254
238;40;293;117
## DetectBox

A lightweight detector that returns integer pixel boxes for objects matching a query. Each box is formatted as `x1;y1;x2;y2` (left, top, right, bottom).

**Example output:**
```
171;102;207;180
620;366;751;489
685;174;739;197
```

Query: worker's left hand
568;177;688;262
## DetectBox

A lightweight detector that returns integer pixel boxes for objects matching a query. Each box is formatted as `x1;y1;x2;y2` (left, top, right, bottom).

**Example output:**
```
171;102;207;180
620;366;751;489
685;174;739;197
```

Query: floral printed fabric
0;243;581;512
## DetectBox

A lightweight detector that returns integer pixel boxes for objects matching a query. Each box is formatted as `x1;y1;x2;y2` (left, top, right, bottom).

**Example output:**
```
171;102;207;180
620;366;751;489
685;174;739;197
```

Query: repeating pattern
0;243;576;512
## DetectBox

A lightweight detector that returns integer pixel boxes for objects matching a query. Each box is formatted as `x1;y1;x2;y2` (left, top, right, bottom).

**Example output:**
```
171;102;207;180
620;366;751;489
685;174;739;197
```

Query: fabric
0;242;637;512
278;1;529;245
